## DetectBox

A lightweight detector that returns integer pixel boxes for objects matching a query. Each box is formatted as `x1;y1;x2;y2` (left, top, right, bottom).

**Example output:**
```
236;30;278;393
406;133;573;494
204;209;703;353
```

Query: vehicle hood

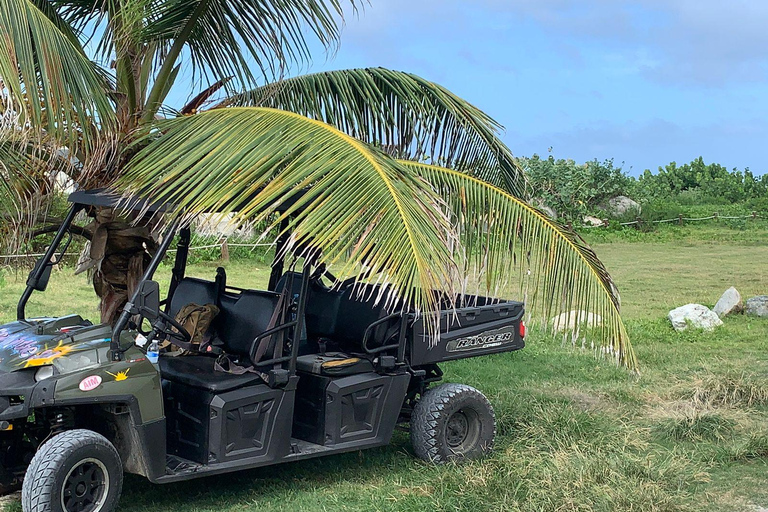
0;316;112;373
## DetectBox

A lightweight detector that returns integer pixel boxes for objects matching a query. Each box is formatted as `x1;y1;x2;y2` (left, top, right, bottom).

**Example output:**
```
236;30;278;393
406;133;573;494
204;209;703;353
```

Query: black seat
168;277;219;318
162;276;280;392
216;290;281;356
277;272;401;353
159;356;262;392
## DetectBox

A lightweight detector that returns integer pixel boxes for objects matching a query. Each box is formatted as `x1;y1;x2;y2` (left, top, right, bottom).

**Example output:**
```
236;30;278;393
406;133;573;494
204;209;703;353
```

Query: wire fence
578;211;764;229
0;212;765;260
0;240;276;262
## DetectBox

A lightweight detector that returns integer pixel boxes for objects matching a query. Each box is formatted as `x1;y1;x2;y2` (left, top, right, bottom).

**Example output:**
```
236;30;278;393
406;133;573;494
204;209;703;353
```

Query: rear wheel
22;429;123;512
410;383;495;463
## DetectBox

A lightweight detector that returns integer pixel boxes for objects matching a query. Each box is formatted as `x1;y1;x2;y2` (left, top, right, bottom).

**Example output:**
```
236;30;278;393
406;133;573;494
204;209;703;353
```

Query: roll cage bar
17;190;314;369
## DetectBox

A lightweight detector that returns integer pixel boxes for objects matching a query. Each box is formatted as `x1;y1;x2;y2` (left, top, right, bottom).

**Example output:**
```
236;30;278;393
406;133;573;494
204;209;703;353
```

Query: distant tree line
522;155;768;222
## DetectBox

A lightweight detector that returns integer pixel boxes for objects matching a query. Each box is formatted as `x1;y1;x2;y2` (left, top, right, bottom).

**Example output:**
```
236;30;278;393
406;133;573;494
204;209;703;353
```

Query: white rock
552;310;602;332
532;198;558;219
195;213;255;238
746;296;768;318
713;287;743;318
583;215;605;227
606;195;641;217
540;205;557;219
668;304;723;332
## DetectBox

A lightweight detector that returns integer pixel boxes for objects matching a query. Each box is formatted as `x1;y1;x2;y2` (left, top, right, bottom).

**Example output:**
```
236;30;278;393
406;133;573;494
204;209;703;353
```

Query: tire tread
410;383;496;463
21;429;122;512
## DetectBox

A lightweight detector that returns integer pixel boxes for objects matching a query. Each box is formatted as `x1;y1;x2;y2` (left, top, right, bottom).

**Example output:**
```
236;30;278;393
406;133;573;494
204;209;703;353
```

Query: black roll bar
166;227;190;308
361;313;409;360
248;260;312;376
267;218;291;292
289;262;311;375
17;204;82;321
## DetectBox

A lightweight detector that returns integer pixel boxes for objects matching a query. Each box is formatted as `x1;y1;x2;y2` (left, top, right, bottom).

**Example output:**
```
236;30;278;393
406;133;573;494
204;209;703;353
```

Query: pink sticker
78;375;102;392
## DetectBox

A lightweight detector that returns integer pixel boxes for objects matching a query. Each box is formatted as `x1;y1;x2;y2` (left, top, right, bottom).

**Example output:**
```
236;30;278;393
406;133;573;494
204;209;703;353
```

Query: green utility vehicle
0;190;526;512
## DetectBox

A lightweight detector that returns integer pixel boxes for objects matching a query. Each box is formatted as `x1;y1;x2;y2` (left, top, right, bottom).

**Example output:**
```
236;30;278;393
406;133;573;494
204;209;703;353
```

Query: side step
165;455;204;476
157;439;330;483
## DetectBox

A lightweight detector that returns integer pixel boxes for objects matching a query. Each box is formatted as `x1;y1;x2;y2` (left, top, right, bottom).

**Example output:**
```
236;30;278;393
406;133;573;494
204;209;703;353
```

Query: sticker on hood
79;375;102;391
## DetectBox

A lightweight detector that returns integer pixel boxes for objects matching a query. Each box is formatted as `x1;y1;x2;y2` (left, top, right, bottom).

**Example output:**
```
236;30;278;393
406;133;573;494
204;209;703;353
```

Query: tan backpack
162;303;220;355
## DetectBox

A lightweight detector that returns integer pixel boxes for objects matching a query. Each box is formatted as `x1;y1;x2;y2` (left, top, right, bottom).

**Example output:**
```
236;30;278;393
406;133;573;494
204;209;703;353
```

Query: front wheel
22;429;123;512
410;383;495;463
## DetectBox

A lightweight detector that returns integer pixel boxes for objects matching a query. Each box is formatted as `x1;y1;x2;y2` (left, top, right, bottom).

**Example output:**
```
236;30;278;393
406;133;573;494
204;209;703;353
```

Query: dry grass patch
682;372;768;409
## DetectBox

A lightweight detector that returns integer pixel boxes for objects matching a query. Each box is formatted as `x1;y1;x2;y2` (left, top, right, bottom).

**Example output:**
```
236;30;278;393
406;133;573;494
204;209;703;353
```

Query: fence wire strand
0;241;276;260
1;213;764;259
580;212;763;228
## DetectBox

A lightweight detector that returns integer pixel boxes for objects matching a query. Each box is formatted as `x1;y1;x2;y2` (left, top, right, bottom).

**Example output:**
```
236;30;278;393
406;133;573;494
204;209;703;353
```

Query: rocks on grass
552;310;602;332
746;296;768;318
668;304;723;332
713;287;744;318
583;216;605;227
605;196;641;217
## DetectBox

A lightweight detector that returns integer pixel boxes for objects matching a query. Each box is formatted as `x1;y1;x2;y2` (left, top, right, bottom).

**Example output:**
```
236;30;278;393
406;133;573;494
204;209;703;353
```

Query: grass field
1;230;767;512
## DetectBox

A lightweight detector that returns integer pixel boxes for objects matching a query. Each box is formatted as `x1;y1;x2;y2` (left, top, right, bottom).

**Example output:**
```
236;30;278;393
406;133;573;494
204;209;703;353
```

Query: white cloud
342;0;768;86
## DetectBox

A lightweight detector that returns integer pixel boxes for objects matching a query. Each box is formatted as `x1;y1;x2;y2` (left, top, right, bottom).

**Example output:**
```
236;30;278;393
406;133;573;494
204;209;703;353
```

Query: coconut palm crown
0;0;635;369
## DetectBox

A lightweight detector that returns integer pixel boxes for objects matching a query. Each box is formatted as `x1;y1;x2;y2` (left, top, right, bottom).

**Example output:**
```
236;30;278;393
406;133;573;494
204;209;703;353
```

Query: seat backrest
275;272;341;341
331;284;402;351
275;273;402;353
215;290;281;356
169;278;219;318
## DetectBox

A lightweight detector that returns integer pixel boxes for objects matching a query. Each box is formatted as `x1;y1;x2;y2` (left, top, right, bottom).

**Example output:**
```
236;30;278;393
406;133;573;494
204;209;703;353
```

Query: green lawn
1;235;767;512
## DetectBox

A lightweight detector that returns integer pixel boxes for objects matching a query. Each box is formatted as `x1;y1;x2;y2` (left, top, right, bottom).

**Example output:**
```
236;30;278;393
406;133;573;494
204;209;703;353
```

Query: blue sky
170;0;768;176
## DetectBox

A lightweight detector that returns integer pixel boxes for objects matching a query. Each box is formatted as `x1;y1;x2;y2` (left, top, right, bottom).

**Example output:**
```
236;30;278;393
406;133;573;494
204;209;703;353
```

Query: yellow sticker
106;368;130;381
23;341;75;368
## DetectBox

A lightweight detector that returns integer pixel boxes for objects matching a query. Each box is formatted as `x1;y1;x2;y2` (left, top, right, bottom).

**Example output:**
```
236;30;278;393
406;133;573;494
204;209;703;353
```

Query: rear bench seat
159;277;280;392
276;273;400;377
161;273;399;387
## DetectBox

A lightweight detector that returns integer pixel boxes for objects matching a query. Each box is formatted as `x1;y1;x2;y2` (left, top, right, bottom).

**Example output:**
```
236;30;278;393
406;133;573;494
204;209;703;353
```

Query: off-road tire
410;383;495;463
22;429;123;512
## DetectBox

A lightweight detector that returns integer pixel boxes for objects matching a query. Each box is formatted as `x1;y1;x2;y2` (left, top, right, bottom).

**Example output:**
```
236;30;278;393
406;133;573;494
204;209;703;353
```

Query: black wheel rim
61;458;109;512
445;408;481;453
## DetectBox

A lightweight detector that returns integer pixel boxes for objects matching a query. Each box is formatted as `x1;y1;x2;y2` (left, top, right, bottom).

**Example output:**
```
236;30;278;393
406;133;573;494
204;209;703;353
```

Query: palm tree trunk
83;208;157;324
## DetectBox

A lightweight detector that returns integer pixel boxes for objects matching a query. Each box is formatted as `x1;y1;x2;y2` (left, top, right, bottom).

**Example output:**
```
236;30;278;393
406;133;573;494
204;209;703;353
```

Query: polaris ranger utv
0;190;525;512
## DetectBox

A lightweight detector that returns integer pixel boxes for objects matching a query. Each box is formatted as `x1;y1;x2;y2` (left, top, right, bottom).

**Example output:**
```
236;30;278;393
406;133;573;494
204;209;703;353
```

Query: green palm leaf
136;0;361;120
0;139;34;212
400;160;636;370
226;68;527;197
0;0;114;149
119;107;457;317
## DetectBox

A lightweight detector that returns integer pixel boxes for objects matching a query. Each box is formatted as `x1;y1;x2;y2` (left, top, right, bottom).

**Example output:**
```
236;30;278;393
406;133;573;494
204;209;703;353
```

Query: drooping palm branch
225;68;527;197
119;107;457;316
117;107;634;368
400;160;635;370
0;139;37;212
0;0;114;149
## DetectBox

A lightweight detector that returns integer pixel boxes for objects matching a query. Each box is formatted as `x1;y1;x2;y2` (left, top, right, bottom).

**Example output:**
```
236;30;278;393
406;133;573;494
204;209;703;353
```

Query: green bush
521;155;631;220
522;154;768;226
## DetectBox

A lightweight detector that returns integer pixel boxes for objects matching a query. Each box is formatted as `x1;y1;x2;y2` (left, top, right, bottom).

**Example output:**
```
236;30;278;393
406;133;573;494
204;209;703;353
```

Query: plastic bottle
146;340;160;367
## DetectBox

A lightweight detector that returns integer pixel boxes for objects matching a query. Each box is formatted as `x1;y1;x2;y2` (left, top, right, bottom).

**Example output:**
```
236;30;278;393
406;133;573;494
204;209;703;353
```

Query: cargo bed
408;296;525;366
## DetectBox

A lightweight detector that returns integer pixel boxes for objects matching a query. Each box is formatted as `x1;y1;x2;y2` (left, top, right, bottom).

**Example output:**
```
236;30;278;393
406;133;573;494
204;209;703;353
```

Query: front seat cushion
159;355;262;392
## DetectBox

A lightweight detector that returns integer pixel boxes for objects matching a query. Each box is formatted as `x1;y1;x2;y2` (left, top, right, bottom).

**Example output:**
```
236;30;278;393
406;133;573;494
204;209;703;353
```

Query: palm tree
0;0;635;369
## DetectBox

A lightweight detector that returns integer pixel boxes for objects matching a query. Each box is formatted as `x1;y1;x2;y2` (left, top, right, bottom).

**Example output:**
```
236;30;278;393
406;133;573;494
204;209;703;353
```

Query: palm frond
225;68;527;197
0;137;36;211
118;107;457;318
0;0;114;149
141;0;361;89
401;160;636;370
